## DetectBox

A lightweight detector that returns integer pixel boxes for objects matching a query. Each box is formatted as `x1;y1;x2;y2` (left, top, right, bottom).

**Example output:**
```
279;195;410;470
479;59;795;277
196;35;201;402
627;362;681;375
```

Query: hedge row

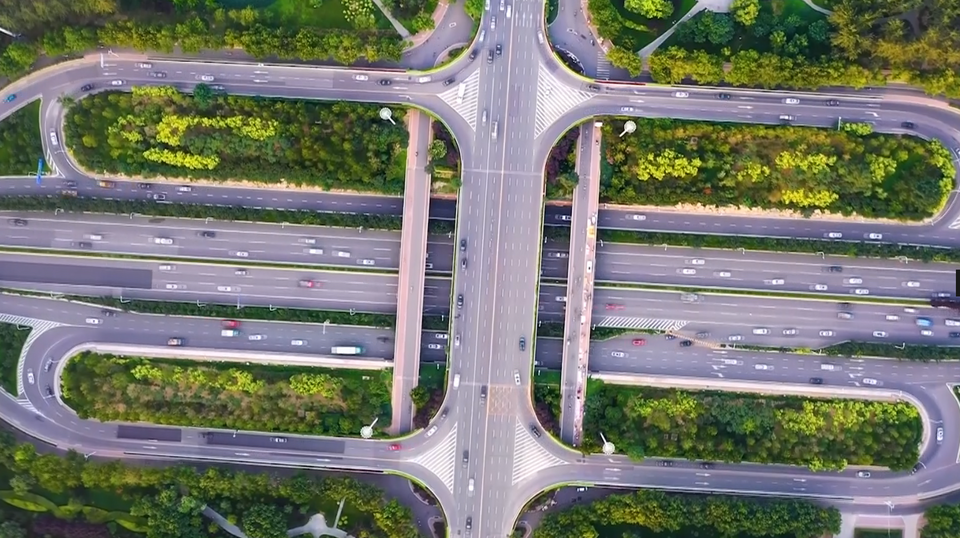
543;225;960;263
824;342;960;362
0;195;455;234
536;322;635;340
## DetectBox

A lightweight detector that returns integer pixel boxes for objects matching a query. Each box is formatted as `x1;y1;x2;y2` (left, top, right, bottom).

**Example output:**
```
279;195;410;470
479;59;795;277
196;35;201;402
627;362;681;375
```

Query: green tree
730;0;759;26
242;504;288;538
623;0;672;19
607;47;644;77
131;488;205;538
428;139;447;161
8;474;35;495
0;521;26;538
925;504;960;538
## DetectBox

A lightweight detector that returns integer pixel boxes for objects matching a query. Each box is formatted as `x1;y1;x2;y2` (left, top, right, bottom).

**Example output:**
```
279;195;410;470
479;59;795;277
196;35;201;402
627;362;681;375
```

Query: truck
331;346;363;355
221;329;240;337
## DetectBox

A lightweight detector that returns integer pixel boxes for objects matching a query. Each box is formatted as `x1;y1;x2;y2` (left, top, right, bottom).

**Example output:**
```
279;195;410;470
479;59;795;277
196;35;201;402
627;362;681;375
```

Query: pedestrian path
411;424;458;492
595;316;687;332
534;64;594;139
595;51;612;80
0;314;62;396
511;419;566;485
437;70;482;131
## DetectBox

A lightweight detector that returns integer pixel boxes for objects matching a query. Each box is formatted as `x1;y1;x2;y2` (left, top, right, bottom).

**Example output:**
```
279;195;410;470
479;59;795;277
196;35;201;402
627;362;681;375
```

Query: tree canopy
0;100;44;176
64;87;409;193
61;352;393;436
599;118;954;221
583;382;922;470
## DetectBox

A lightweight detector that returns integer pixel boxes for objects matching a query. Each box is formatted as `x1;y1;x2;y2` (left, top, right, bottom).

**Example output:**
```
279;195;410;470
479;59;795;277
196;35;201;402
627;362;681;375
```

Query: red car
299;280;318;288
632;339;646;346
606;304;625;310
222;320;239;328
388;444;401;451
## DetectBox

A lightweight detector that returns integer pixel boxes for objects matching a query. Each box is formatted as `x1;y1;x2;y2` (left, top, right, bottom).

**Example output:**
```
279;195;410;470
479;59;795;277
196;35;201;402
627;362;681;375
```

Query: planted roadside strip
61;352;393;437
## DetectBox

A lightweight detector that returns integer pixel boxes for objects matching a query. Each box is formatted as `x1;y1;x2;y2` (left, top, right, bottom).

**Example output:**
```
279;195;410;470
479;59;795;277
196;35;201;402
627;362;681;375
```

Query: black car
45;386;53;396
80;84;94;92
466;517;472;531
838;302;851;310
440;408;448;419
901;121;915;129
530;425;542;438
199;231;216;238
487;49;494;64
809;377;823;385
680;340;693;347
138;183;153;190
496;44;502;56
460;238;467;251
152;193;166;201
378;79;392;86
698;462;714;469
664;334;676;340
587;84;601;91
658;460;674;467
717;93;731;100
519;337;526;351
101;309;117;317
469;49;478;60
825;265;843;273
77;241;93;249
461;257;467;270
950;332;960;338
8;218;27;227
457;294;464;308
462;450;469;466
911;462;925;474
443;77;456;86
825;99;840;106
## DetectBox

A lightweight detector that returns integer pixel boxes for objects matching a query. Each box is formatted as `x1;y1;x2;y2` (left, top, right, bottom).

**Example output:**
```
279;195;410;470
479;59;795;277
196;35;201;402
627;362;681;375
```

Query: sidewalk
405;0;450;49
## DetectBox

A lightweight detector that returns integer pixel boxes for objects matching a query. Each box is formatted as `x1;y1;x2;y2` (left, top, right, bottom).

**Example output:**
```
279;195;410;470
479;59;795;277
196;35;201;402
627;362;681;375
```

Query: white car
513;370;521;385
479;30;486;42
679;268;697;275
499;0;504;9
153;237;174;245
235;251;249;257
873;331;888;338
946;319;960;327
714;271;732;278
688;259;705;265
164;284;181;290
673;91;689;98
248;334;264;341
766;279;785;285
506;4;512;17
177;186;192;192
291;339;305;346
159;264;174;271
904;307;917;313
754;364;772;370
845;278;863;285
302;238;317;245
199;75;215;81
110;80;124;86
904;281;920;288
353;74;369;81
620;106;634;112
436;333;449;340
819;330;835;337
812;284;828;291
783;328;798;335
862;378;879;385
555;296;567;302
50;132;59;146
307;248;324;255
537;31;544;44
27;370;35;385
867;233;883;240
135;62;153;68
335;251;351;258
427;343;443;350
468;478;475;492
359;259;376;266
825;232;843;239
85;318;101;325
852;288;870;295
629;214;646;221
490;16;496;29
920;329;933;336
426;425;438;437
752;328;770;335
217;286;235;292
721;358;743;365
611;351;625;358
885;315;900;321
783;98;800;104
83;233;102;241
937;428;944;443
727;335;743;341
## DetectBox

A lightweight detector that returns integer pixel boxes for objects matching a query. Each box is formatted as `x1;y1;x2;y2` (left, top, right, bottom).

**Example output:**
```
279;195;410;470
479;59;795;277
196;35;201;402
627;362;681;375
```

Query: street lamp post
360;417;379;439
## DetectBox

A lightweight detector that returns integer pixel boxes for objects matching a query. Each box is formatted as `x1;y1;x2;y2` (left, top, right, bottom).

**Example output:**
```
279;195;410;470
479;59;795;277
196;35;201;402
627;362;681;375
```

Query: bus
331;346;363;355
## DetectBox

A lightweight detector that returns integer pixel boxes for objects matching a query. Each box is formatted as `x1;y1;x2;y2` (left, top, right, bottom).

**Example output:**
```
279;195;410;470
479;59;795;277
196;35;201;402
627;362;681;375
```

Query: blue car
3;94;15;103
916;317;933;328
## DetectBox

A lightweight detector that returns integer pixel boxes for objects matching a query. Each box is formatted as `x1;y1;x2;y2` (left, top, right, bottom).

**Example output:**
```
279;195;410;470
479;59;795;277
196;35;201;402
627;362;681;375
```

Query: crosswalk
437;70;482;131
411;424;458;492
534;64;594;139
595;51;612;80
512;419;565;484
595;316;687;332
0;315;62;396
949;215;960;230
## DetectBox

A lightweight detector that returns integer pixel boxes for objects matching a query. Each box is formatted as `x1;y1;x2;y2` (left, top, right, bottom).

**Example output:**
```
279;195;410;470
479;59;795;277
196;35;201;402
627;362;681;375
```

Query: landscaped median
61;351;393;437
537;372;921;470
0;321;31;395
0;195;455;234
545;225;960;264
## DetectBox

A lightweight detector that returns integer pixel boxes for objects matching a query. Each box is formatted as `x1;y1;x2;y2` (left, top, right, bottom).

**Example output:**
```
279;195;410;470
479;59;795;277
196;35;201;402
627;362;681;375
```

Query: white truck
221;329;240;337
331;346;363;355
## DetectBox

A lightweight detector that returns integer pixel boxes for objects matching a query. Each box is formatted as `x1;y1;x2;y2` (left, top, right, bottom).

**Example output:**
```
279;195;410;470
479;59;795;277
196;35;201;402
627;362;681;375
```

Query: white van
506;5;512;18
491;121;498;139
453;374;461;388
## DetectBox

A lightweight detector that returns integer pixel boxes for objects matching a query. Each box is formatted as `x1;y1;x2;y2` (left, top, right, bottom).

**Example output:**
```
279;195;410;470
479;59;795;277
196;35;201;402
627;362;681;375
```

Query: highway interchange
2;2;960;535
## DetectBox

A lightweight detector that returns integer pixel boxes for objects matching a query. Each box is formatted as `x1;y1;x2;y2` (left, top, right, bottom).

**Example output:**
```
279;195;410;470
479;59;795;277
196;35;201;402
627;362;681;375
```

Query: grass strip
723;341;960;362
0;195;455;234
0;322;31;395
544;225;960;263
536;322;651;340
540;278;930;306
0;245;401;276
